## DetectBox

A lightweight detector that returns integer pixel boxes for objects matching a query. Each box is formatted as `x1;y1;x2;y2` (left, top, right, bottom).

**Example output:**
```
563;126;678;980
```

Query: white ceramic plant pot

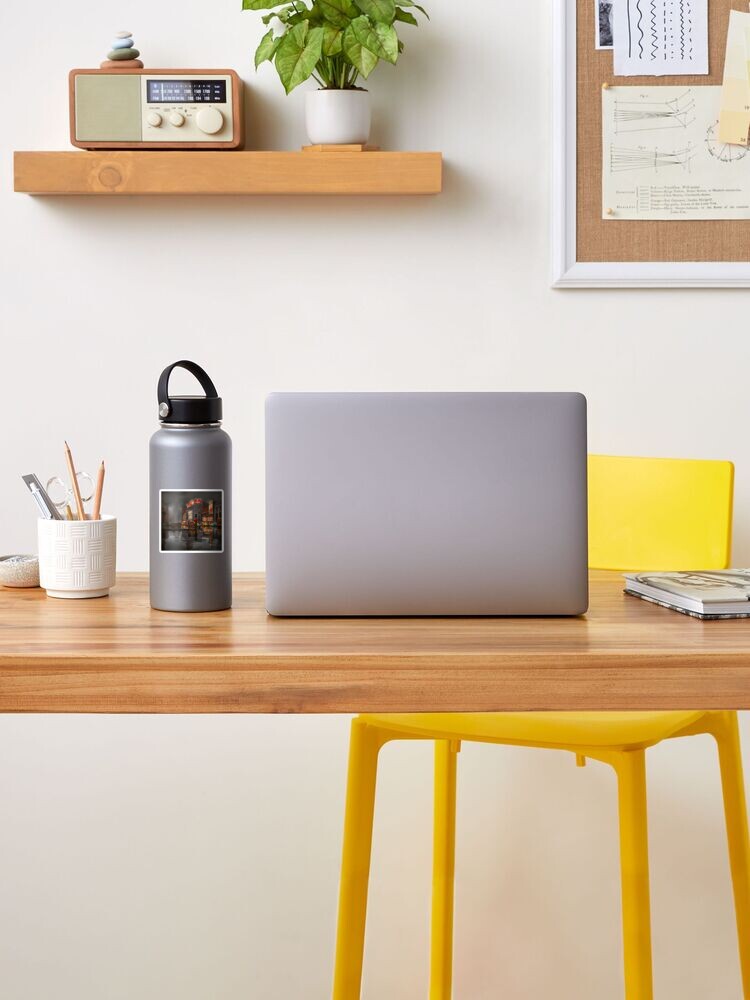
305;89;371;145
38;515;117;599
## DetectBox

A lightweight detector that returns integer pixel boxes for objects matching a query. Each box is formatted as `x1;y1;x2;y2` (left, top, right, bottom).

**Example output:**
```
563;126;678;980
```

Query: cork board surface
576;0;749;261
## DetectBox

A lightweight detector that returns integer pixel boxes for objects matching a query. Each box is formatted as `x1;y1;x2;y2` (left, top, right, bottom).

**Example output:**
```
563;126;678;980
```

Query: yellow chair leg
430;740;459;1000
713;712;750;998
333;719;388;1000
614;749;654;1000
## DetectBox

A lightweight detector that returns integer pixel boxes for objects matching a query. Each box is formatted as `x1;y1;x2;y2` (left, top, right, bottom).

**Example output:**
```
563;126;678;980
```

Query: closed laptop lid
265;392;588;616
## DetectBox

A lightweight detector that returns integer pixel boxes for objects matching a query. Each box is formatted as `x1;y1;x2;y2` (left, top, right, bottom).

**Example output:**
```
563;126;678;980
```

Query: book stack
625;570;750;620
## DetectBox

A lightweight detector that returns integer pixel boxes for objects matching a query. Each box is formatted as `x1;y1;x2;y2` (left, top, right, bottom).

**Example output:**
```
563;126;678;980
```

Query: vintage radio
69;69;244;150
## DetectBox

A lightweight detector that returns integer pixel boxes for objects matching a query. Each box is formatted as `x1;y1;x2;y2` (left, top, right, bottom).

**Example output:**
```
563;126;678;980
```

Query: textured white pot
38;515;117;599
305;89;371;145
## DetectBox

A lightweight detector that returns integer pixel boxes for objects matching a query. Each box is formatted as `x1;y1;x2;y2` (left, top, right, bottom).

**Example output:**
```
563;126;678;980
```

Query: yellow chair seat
361;711;707;750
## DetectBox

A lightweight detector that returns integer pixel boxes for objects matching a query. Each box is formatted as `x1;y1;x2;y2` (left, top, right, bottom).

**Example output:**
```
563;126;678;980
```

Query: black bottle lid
157;360;223;424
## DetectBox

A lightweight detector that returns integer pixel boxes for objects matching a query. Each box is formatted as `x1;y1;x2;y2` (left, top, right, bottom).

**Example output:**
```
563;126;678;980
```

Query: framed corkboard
552;0;750;287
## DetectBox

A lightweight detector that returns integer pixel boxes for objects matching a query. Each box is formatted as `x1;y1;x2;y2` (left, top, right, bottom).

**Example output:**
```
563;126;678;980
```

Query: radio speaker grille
75;75;141;142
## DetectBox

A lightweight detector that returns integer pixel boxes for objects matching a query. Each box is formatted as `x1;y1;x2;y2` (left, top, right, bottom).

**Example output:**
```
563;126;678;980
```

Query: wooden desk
1;571;749;713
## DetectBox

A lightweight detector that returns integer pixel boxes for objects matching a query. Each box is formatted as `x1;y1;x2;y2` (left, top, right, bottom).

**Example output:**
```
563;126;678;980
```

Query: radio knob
196;107;224;135
147;111;163;127
168;111;185;127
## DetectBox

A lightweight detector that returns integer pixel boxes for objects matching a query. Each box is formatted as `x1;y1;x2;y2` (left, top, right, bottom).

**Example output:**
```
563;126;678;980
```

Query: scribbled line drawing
610;143;695;173
627;0;633;57
705;121;748;163
613;91;695;134
636;0;645;57
679;0;685;60
627;0;697;64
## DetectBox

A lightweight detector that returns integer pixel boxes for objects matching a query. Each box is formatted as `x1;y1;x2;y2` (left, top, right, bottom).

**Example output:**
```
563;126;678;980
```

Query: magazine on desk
624;570;750;620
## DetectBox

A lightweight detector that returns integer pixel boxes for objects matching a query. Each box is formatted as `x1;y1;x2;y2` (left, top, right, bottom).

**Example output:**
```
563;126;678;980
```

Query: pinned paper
596;0;614;49
613;0;708;76
602;86;750;221
718;9;750;146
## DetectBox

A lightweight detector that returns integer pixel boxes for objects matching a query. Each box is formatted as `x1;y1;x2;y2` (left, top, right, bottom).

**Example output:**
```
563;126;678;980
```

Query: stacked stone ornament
100;31;143;69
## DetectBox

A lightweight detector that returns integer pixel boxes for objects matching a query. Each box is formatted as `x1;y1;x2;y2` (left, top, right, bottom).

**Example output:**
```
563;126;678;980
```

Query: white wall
1;2;748;998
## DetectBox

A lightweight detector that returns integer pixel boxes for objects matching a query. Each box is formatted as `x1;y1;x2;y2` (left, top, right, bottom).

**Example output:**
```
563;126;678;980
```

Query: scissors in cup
46;471;95;519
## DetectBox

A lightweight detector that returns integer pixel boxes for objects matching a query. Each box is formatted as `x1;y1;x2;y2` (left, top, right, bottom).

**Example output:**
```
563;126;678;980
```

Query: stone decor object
38;516;117;599
100;31;143;70
0;554;39;588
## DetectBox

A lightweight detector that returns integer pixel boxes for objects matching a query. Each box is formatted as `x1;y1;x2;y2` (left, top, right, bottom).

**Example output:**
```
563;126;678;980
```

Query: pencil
92;461;105;521
64;440;86;521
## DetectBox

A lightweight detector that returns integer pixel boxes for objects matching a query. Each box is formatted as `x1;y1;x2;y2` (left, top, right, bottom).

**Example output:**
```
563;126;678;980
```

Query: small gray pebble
108;48;140;60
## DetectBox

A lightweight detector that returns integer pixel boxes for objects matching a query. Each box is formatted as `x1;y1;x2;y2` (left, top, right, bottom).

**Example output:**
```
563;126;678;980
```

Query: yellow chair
332;455;749;1000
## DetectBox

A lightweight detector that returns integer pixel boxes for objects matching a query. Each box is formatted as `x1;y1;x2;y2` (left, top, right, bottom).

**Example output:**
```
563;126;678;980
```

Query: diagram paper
718;9;750;145
613;0;708;76
602;86;750;219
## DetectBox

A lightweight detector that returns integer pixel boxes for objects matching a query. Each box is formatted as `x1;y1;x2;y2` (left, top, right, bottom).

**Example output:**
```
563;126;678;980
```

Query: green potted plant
243;0;428;145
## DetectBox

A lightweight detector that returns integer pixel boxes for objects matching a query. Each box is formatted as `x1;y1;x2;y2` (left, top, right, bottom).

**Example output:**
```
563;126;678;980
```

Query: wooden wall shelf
13;149;442;196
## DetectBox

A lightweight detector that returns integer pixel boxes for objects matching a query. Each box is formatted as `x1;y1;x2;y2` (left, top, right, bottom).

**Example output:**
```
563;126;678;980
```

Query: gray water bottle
149;361;232;612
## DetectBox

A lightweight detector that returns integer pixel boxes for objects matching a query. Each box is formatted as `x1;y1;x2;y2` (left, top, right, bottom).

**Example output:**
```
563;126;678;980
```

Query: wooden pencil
64;440;86;521
92;461;105;521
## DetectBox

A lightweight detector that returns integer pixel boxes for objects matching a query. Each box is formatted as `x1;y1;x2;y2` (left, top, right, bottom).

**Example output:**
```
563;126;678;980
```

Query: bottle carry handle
158;361;219;419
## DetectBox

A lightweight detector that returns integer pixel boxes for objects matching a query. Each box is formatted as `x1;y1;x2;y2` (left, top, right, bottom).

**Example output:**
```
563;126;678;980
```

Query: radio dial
196;107;224;135
168;111;185;127
147;111;162;127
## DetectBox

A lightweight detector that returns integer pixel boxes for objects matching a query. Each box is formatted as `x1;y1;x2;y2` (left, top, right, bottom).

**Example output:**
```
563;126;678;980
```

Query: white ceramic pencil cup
37;516;117;599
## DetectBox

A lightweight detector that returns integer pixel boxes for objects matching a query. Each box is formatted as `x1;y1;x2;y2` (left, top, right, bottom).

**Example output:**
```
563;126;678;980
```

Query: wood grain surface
1;573;750;713
13;151;443;196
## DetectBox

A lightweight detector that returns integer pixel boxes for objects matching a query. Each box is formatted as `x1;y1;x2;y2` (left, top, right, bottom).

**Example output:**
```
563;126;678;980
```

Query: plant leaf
321;24;344;55
394;7;417;25
275;22;325;92
393;0;428;16
255;28;283;67
373;20;399;60
243;0;287;9
263;3;308;22
354;0;396;23
350;15;398;63
342;22;379;76
317;0;358;28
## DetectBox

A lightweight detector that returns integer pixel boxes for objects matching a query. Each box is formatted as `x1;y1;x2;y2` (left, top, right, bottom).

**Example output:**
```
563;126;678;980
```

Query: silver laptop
265;392;588;616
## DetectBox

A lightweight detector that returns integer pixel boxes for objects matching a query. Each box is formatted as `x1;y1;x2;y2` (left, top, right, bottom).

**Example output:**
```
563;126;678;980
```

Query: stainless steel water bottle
149;360;232;612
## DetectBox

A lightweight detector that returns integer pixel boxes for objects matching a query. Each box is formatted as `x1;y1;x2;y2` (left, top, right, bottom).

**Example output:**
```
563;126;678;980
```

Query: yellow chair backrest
588;455;734;572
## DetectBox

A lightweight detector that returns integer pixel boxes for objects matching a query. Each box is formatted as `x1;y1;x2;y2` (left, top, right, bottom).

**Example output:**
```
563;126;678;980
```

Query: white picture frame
551;0;750;288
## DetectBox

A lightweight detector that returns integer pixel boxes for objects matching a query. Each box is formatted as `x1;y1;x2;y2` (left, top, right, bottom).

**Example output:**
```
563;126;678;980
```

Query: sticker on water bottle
160;489;224;553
